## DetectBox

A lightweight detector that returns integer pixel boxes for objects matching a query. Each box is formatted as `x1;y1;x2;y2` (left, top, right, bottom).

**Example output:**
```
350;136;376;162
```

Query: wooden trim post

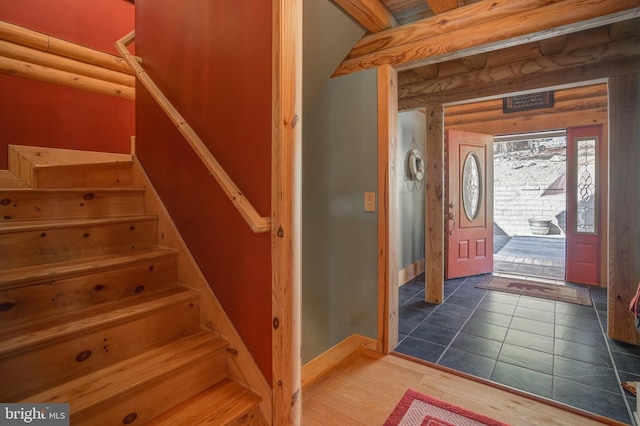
272;0;302;424
607;73;640;344
425;105;445;303
378;64;399;353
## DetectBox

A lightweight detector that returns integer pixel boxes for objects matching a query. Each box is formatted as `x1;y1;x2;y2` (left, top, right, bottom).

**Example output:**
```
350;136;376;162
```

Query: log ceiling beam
425;0;460;14
445;84;607;117
461;53;487;71
609;17;640;40
398;36;640;109
333;0;640;77
539;35;568;56
333;0;398;33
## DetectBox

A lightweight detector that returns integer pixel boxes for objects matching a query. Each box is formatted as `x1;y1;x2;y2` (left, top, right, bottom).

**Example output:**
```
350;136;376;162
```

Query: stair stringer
131;156;273;424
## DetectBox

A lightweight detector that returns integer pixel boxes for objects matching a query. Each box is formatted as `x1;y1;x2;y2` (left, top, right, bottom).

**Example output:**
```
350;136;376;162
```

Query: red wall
135;0;273;382
0;0;135;168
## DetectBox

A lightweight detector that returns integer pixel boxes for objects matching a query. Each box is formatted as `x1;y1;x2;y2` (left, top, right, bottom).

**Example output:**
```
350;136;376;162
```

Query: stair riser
0;189;144;221
72;350;227;426
0;297;201;401
0;256;177;325
32;163;135;189
0;219;158;269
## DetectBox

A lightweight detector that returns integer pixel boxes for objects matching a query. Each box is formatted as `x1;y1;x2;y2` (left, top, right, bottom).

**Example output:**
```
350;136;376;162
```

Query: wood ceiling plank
334;0;398;33
425;0;460;14
334;0;640;77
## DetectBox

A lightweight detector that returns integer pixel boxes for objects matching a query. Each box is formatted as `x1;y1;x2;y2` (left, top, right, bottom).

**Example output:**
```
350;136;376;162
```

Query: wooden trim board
377;64;399;354
271;0;302;424
398;259;425;286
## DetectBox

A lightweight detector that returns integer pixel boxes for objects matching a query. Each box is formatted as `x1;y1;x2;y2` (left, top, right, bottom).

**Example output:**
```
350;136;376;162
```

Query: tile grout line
434;276;492;366
592;295;637;425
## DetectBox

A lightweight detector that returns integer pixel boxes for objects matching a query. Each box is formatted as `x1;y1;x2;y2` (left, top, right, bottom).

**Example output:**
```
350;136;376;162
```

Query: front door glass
576;137;597;234
462;153;481;221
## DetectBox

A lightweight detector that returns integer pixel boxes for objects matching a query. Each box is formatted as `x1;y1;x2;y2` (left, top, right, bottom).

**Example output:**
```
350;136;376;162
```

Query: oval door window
462;153;481;221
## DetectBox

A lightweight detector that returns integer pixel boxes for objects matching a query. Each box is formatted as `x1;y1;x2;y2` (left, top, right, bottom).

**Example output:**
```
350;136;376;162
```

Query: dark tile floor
396;274;640;424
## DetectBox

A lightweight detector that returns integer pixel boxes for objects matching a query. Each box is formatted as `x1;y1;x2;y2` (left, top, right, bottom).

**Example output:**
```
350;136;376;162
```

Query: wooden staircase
0;145;262;425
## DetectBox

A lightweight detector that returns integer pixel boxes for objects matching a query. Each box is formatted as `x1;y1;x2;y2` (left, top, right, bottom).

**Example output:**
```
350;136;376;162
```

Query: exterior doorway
492;130;567;282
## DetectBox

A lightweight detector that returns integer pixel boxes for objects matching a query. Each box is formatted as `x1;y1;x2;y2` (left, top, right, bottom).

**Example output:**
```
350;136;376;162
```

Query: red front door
446;130;494;279
566;125;602;285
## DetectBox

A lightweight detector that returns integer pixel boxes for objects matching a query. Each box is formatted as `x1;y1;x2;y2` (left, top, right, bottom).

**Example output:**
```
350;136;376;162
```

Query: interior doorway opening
492;130;567;282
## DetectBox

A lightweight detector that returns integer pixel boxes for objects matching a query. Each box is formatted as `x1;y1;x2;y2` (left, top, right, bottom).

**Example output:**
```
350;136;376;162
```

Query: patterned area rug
476;275;592;306
384;389;508;426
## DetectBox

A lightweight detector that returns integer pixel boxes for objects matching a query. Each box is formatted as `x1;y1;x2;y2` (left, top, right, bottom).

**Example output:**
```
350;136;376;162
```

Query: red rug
384;389;509;426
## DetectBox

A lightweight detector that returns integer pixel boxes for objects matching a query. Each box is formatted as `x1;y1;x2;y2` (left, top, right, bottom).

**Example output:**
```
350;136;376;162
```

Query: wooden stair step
0;216;158;269
0;286;201;401
0;187;145;221
148;378;262;425
8;145;133;189
0;170;29;188
0;246;177;289
0;285;198;355
23;330;229;426
0;248;178;326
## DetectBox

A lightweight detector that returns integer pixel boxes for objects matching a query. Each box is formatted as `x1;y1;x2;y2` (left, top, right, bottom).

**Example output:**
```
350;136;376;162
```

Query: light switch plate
364;192;376;212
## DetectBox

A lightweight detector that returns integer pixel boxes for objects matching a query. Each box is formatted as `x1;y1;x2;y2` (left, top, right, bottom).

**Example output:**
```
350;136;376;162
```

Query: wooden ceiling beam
539;35;568;56
333;0;640;77
333;0;398;33
399;45;640;109
425;0;460;14
346;0;553;59
445;106;608;134
608;17;640;40
445;84;607;116
445;94;607;127
461;53;488;71
399;35;640;100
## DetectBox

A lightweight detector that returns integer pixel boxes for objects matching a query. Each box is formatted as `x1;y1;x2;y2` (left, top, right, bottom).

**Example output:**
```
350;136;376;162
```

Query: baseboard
131;157;272;423
301;334;376;401
399;259;425;286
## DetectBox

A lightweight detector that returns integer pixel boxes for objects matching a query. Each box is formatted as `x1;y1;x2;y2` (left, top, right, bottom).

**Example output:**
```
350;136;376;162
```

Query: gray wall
397;111;426;275
302;0;378;363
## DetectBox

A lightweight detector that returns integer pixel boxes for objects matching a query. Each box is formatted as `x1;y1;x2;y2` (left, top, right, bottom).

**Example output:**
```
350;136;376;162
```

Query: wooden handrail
116;31;271;233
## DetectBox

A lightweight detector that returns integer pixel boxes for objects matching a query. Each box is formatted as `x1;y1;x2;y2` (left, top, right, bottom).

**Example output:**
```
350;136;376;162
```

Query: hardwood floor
302;336;626;425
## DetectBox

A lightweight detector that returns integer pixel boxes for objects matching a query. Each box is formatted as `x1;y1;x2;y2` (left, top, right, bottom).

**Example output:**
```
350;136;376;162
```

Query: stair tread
22;330;227;413
149;378;261;426
0;285;198;356
9;145;132;167
0;215;157;233
0;187;144;193
0;170;29;188
0;246;177;289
